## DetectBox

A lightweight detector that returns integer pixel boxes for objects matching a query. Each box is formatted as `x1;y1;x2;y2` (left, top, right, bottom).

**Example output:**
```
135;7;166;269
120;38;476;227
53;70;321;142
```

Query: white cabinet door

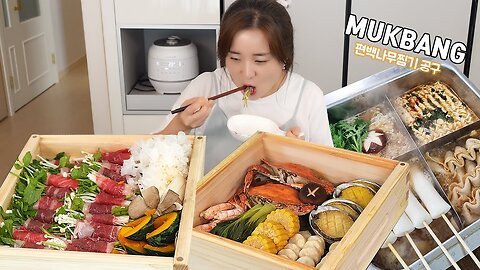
123;114;167;135
288;0;345;94
469;6;480;90
348;0;471;84
114;0;220;26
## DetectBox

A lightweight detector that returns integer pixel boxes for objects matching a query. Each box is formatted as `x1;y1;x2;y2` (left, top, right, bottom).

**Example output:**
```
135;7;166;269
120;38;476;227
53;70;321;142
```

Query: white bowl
227;114;284;142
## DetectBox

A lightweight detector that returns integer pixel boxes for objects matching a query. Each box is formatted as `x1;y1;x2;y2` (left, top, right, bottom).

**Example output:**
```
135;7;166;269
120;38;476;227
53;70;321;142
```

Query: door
0;63;6;120
1;0;58;112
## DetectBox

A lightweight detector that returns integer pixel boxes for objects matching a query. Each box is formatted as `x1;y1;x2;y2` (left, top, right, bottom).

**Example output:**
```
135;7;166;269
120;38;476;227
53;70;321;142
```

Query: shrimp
213;204;245;221
194;220;220;232
200;202;236;220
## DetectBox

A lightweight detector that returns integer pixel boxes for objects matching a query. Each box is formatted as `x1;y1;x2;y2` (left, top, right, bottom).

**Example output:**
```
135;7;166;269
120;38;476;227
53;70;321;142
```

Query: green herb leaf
59;155;72;168
93;149;102;162
112;206;128;216
71;197;85;212
22;152;32;167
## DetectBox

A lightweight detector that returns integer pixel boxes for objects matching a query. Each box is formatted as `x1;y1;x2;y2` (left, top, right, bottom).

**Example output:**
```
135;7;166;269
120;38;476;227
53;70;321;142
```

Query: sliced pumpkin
146;211;180;247
118;226;133;248
144;243;175;257
124;215;154;241
124;239;148;255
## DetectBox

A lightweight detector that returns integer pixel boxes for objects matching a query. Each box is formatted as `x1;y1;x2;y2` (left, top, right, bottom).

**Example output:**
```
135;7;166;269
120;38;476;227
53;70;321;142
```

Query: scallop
308;235;325;243
297;256;316;267
303;241;325;257
288;233;306;248
299;247;321;263
278;248;298;260
283;243;301;256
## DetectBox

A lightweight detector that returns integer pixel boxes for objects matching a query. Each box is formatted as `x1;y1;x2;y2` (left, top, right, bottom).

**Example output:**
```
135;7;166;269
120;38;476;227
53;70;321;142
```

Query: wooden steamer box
191;132;410;269
0;134;206;270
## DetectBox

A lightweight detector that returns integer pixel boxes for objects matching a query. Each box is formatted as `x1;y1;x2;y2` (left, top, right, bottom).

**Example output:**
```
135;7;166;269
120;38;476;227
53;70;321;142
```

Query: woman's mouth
243;85;256;95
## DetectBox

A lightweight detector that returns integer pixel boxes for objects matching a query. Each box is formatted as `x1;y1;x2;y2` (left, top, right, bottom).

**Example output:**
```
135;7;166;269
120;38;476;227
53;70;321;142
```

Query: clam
309;206;354;243
321;198;363;220
333;183;376;208
350;179;381;192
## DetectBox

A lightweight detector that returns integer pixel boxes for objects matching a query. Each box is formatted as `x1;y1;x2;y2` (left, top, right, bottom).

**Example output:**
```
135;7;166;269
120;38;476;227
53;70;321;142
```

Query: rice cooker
148;36;199;94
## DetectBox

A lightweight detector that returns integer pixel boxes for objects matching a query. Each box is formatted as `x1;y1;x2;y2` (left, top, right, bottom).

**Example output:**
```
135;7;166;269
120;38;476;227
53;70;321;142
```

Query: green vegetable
330;118;371;152
146;212;180;246
0;219;14;246
76;178;100;195
112;206;129;216
211;204;276;242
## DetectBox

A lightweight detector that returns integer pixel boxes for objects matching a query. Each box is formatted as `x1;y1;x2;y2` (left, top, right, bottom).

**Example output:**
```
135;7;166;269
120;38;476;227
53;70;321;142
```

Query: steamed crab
243;159;334;215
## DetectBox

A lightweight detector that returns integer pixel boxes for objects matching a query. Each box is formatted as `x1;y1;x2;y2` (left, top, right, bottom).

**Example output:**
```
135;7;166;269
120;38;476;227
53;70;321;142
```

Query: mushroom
142;186;160;209
128;195;150;219
362;129;387;154
299;183;328;205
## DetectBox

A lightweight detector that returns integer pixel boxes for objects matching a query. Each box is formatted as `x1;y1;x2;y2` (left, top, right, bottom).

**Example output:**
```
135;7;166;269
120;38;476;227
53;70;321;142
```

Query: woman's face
225;28;286;99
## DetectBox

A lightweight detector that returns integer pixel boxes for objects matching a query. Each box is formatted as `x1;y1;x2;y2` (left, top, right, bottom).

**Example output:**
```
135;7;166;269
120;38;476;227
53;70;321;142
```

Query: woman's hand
178;97;215;129
158;97;214;135
285;127;305;140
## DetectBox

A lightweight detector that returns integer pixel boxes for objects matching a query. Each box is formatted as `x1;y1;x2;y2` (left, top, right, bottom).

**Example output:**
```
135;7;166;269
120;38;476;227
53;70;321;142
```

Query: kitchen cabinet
123;114;166;134
347;0;472;85
82;0;220;134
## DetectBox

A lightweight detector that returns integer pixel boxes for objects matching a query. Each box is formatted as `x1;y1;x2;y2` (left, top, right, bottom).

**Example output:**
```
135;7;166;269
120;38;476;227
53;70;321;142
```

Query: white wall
50;0;86;73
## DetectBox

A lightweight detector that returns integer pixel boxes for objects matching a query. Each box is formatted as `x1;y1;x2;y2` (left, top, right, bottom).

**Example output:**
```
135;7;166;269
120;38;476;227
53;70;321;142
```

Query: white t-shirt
162;68;333;145
160;68;333;171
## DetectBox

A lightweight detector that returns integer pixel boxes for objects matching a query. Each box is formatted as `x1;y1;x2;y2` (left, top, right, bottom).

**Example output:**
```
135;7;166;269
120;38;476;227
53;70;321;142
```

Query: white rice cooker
148;36;199;94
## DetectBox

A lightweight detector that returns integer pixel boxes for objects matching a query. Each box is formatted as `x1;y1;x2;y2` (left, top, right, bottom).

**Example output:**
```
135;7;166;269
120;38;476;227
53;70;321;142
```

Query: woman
157;0;333;171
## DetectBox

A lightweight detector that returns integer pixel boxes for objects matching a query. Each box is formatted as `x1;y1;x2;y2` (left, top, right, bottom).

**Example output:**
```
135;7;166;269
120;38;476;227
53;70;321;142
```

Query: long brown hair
218;0;294;71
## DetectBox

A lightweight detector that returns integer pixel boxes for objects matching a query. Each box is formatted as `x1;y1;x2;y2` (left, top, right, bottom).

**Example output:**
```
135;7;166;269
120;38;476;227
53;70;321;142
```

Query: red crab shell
246;182;316;215
244;159;335;195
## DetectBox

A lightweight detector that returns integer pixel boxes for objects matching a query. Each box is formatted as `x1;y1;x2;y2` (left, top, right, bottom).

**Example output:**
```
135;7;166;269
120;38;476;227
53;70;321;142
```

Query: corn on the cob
243;235;277;253
252;221;289;250
265;208;300;237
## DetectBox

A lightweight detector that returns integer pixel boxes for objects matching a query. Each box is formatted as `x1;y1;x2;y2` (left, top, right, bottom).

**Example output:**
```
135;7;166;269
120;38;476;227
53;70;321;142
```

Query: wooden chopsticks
170;85;247;114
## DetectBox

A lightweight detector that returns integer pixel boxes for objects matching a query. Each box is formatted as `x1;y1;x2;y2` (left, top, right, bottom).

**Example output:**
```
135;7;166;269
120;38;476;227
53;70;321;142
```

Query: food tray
0;134;206;270
190;132;409;270
325;62;480;269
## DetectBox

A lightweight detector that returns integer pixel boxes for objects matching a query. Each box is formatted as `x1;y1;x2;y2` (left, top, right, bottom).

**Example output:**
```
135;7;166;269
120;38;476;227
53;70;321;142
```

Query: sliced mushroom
128;195;150;219
142;186;160;209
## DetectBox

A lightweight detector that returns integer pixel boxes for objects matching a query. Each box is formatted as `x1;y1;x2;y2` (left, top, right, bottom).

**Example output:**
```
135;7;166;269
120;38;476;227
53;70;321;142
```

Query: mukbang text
345;14;467;64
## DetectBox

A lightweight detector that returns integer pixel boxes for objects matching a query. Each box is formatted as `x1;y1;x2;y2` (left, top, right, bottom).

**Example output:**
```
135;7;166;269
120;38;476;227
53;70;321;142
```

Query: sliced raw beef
101;149;131;165
13;229;47;243
94;192;129;206
23;219;51;233
35;209;56;224
74;221;120;241
47;174;79;189
93;173;136;196
45;186;71;199
99;162;126;182
69;237;115;253
33;196;64;211
15;240;46;249
82;203;116;215
85;213;129;226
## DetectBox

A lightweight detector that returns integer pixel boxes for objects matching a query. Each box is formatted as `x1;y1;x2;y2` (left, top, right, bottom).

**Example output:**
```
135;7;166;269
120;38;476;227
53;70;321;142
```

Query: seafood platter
191;132;409;269
325;62;480;269
0;134;205;270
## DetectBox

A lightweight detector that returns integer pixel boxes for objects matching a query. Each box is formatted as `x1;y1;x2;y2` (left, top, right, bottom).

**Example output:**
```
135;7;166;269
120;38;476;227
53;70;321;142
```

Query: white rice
121;132;192;198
